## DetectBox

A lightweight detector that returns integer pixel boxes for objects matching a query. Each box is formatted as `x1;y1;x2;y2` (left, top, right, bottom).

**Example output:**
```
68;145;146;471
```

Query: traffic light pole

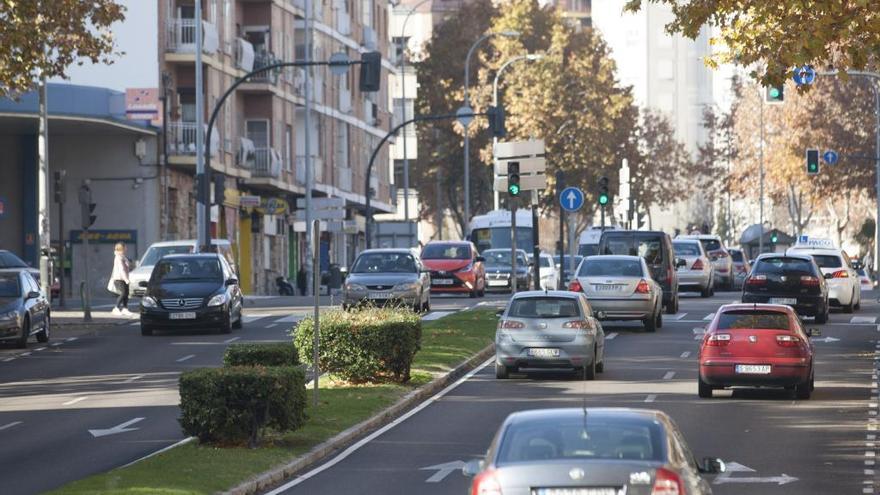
510;199;518;294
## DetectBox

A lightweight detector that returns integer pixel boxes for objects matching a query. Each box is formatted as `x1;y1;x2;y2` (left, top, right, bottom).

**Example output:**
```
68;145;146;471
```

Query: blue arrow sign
823;150;838;165
793;66;816;85
560;187;585;212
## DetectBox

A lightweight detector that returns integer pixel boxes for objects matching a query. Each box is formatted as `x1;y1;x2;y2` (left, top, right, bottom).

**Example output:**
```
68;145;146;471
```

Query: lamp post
463;30;520;227
492;53;544;209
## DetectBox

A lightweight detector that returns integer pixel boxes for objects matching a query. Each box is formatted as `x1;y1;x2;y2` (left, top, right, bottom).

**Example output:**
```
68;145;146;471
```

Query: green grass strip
51;308;497;495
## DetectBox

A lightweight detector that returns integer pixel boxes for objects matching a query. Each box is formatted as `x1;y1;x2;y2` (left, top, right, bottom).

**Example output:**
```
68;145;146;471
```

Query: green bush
294;307;421;383
179;366;306;446
223;342;299;367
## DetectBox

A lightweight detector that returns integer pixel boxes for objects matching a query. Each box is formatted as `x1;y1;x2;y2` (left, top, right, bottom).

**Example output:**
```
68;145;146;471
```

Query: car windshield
0;252;28;269
540;257;553;268
673;243;701;256
700;239;723;252
810;254;842;268
754;257;815;276
497;416;664;464
140;245;195;266
508;297;581;318
421;244;470;260
0;274;21;297
351;253;417;273
152;258;223;283
579;259;643;277
717;310;791;330
730;250;744;262
484;251;525;267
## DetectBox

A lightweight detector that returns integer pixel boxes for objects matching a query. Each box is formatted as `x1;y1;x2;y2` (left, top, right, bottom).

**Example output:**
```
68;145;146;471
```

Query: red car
421;241;486;298
699;303;815;399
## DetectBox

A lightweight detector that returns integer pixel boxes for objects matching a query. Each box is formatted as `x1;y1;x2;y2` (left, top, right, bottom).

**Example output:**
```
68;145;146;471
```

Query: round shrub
223;342;299;367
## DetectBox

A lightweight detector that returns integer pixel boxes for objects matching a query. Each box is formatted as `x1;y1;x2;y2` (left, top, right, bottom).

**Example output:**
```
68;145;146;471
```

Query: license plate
533;489;619;495
770;297;797;305
488;279;508;286
593;284;623;291
735;364;771;374
432;279;454;285
528;348;560;358
169;312;196;320
368;292;391;299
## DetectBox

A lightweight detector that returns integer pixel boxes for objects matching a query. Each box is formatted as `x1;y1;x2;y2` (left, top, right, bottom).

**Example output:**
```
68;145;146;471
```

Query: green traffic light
598;194;609;206
770;234;778;243
769;88;780;99
508;184;520;196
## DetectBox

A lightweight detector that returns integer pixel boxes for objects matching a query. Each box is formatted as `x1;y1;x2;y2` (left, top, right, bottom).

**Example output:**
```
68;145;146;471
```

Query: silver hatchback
342;249;431;312
495;291;606;379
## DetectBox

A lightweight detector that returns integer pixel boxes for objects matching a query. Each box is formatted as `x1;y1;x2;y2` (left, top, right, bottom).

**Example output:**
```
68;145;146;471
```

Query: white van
578;226;617;257
130;239;235;296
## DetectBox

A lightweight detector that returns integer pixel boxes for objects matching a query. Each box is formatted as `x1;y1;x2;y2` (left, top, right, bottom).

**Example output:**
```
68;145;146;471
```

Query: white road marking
176;354;196;363
223;337;241;344
34;347;46;352
19;352;31;357
273;314;302;323
667;313;687;320
129;321;140;326
644;394;657;403
65;337;78;342
266;323;278;328
62;397;89;406
420;461;465;483
124;375;143;383
663;371;676;380
703;313;715;321
50;342;62;347
89;417;145;438
2;358;15;362
121;437;195;468
242;314;271;323
0;421;22;431
680;351;691;359
421;311;454;321
852;316;878;324
605;332;618;340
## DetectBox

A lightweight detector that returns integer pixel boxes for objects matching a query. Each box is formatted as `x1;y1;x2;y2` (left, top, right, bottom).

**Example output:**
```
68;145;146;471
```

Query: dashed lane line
176;354;196;363
680;351;691;359
662;371;676;380
644;394;657;403
0;421;22;431
852;316;878;324
223;337;241;344
62;397;89;406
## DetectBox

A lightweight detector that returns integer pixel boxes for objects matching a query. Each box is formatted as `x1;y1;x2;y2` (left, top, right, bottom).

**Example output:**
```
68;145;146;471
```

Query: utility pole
195;0;207;251
37;76;51;299
304;0;314;295
758;94;765;255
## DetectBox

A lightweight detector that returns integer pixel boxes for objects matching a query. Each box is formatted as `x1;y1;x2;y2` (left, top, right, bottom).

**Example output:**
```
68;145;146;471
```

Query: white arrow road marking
0;421;22;431
176;354;196;363
714;461;798;485
89;417;145;438
852;316;878;324
680;351;691;359
420;460;465;483
703;313;715;321
811;337;841;343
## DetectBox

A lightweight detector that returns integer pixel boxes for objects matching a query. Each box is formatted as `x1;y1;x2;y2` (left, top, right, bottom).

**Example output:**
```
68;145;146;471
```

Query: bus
467;209;534;253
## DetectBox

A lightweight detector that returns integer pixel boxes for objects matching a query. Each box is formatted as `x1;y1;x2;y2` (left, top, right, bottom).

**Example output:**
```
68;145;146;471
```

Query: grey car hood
346;273;419;286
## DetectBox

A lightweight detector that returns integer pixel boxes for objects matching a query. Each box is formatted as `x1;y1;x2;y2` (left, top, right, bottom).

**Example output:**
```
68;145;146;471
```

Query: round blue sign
560;187;585;212
823;150;838;165
793;66;816;85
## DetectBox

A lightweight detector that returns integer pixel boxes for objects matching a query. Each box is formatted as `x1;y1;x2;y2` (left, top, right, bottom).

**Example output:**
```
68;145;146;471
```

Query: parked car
729;248;750;290
786;243;861;312
741;253;829;323
598;230;679;314
139;254;243;335
495;291;605;379
130;239;235;297
421;241;486;298
858;268;874;291
537;252;559;290
673;239;714;297
342;248;430;312
699;303;816;399
0;269;50;348
0;250;40;288
676;234;735;290
464;408;725;495
483;248;531;292
569;255;663;332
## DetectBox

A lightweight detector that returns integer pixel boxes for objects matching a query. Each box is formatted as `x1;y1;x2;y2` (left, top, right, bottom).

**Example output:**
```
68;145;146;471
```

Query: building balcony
251;51;280;84
253;148;283;178
166;18;219;55
168;121;219;157
296;155;324;184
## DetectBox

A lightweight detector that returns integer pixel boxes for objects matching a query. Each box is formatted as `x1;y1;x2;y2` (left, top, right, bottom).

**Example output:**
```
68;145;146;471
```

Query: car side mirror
495;308;505;317
138;280;149;288
225;278;238;287
26;291;41;300
675;258;687;268
700;457;725;474
475;256;486;263
462;459;485;477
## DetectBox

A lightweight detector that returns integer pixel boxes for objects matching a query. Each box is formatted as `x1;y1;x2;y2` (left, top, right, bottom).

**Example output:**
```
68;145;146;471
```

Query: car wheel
700;284;711;298
220;313;232;334
232;311;243;329
698;376;713;398
815;305;828;324
140;324;153;336
581;351;597;380
644;308;658;333
656;310;663;329
36;313;49;343
16;315;29;349
665;296;677;315
843;291;855;313
495;362;510;379
596;358;605;373
795;379;812;399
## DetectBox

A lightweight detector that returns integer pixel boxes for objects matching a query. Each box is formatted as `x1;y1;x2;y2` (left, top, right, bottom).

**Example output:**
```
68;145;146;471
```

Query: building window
393;98;413;131
392;36;409;64
285;125;293;170
393;159;404;186
361;0;373;28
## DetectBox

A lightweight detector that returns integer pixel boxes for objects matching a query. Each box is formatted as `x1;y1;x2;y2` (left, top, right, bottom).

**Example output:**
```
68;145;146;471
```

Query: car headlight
393;282;420;292
141;297;157;309
0;310;18;320
207;293;228;307
345;283;367;292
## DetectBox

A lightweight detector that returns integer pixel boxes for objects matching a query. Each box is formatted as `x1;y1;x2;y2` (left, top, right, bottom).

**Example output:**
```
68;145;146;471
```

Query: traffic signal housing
806;148;820;175
765;84;784;104
598;176;610;206
53;170;65;204
487;105;506;138
507;161;520;197
213;173;225;205
359;51;382;92
770;232;779;244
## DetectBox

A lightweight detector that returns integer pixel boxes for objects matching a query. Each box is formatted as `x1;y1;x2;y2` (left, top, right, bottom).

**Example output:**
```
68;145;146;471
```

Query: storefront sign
70;230;138;244
258;197;289;215
240;195;261;208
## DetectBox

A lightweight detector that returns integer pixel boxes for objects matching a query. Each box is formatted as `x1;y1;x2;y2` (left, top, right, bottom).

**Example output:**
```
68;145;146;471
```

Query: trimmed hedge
179;366;306;447
223;342;299;367
294;307;421;383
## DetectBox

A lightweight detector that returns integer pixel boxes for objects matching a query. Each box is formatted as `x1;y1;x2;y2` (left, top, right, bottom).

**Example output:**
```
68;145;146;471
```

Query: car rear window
673;243;701;256
717;310;791;330
497;417;664;464
579;259;643;277
754;257;816;276
700;239;722;252
579;244;599;257
508;297;581;318
602;235;663;265
810;254;842;268
730;251;744;262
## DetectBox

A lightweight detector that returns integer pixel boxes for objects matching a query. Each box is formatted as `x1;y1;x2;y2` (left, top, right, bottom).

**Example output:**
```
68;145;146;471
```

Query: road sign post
556;171;565;290
311;219;320;408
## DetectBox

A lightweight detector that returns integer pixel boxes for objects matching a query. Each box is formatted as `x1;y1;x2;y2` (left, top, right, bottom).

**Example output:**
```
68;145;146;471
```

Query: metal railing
166;18;219;54
253;148;282;178
251;52;279;84
168;122;199;155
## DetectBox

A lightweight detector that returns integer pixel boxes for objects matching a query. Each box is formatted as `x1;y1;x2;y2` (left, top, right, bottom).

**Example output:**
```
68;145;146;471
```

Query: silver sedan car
570;255;664;332
495;291;606;379
464;408;725;495
673;239;714;297
342;249;430;312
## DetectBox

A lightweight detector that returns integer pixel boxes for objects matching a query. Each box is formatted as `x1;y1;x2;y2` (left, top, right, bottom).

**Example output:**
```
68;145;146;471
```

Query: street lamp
491;53;544;209
463;30;520;227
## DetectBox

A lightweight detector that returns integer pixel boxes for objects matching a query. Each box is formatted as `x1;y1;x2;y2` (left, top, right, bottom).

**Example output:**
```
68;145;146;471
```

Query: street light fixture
463;30;521;227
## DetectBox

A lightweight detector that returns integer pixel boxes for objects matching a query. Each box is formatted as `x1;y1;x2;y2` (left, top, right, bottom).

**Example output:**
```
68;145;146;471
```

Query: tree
624;0;880;85
0;1;125;96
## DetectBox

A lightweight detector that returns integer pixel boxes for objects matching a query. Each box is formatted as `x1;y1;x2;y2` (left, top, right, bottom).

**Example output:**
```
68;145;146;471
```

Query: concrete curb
224;342;496;495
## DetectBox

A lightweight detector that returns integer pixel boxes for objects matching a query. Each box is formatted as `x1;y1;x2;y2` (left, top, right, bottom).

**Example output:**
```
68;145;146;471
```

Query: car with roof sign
786;237;860;313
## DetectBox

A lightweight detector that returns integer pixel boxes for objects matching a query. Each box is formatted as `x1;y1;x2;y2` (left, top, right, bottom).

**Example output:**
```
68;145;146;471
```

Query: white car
534;252;559;290
672;239;714;297
786;243;861;312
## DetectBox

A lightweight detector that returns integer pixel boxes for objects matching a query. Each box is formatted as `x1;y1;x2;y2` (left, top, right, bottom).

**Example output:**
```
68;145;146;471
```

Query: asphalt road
267;290;880;495
0;294;498;494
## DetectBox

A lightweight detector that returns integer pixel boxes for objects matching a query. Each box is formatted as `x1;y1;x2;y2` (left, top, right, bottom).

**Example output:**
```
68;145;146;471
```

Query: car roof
511;290;582;300
505;407;669;426
0;268;27;275
676;234;721;240
161;253;222;260
147;239;231;248
582;254;643;262
672;238;701;245
786;247;843;257
755;252;813;262
424;240;470;246
358;248;416;255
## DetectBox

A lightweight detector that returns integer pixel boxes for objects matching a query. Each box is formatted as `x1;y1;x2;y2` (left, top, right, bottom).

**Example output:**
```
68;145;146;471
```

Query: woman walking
110;242;134;316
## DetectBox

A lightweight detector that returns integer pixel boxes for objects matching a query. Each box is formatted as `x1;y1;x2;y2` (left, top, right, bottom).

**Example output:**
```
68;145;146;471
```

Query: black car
742;253;829;323
0;269;50;348
598;230;680;314
139;254;243;335
483;248;531;292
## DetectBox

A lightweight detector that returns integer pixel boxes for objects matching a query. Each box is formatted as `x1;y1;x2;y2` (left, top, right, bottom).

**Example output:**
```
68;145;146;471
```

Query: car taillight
706;333;731;346
471;469;503;495
745;274;767;286
569;279;583;292
776;334;801;347
652;467;685;495
800;275;820;286
500;320;524;329
831;270;849;278
562;320;591;329
691;259;704;270
635;279;651;294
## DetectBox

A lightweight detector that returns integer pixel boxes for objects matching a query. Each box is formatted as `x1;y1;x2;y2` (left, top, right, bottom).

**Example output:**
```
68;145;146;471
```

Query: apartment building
159;0;394;293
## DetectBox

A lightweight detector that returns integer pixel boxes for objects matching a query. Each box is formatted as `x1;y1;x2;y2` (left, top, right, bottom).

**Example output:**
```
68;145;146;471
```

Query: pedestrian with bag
108;242;134;317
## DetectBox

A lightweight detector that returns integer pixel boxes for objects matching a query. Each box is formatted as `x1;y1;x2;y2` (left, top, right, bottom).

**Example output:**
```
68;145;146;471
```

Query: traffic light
770;232;779;244
213;173;225;205
359;51;382;92
507;161;520;196
598;176;610;206
53;170;65;204
487;105;506;138
78;184;97;230
806;148;820;175
765;84;784;103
